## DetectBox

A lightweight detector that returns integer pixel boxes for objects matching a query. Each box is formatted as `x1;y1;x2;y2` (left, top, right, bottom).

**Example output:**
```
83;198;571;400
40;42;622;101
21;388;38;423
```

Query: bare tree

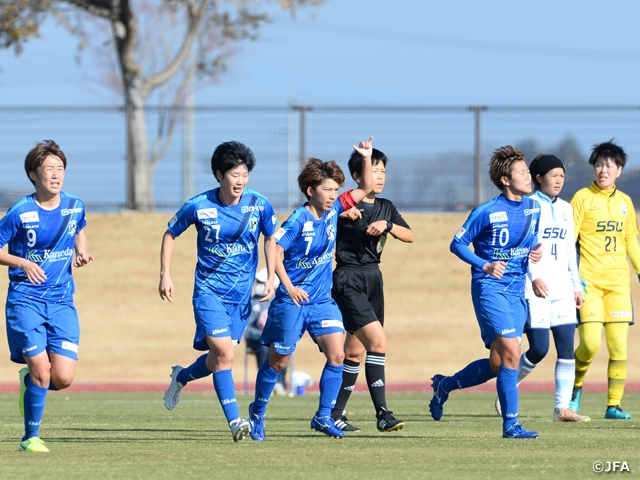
0;0;324;211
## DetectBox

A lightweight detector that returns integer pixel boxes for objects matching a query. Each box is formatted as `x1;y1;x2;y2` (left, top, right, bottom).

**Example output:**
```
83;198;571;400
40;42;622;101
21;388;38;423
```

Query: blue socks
212;369;239;423
24;378;48;440
316;362;344;418
177;354;211;385
497;365;519;429
443;358;496;392
252;361;281;416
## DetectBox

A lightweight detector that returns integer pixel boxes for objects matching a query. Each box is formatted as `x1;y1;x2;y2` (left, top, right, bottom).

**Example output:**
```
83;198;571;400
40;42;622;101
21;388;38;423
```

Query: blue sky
2;0;640;107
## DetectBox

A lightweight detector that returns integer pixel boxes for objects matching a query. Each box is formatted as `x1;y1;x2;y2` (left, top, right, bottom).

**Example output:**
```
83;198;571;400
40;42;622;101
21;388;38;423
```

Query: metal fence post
126;105;135;210
470;106;487;206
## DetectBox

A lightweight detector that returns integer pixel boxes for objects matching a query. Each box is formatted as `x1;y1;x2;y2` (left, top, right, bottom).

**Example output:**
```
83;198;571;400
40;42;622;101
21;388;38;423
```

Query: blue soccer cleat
502;422;539;439
429;374;449;421
248;402;266;441
569;386;582;413
605;406;632;420
310;415;345;438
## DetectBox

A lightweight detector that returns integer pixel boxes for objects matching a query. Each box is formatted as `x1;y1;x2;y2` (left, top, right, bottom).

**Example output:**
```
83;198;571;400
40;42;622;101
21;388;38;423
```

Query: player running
248;137;373;441
429;145;542;439
569;140;640;420
330;147;414;433
494;154;589;422
0;140;94;452
159;141;278;442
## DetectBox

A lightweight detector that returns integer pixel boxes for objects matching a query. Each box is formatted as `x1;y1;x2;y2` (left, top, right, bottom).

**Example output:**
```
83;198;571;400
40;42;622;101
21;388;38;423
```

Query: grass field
1;391;638;479
1;213;639;385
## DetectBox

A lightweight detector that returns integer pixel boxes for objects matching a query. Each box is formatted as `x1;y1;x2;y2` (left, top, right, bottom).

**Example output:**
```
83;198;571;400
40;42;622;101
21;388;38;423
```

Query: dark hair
24;140;67;185
298;158;345;200
210;141;256;182
488;145;527;191
588;140;626;169
529;154;565;190
348;147;387;180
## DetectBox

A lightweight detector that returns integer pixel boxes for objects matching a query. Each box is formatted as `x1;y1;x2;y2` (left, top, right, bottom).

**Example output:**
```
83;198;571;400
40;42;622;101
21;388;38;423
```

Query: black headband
530;154;565;179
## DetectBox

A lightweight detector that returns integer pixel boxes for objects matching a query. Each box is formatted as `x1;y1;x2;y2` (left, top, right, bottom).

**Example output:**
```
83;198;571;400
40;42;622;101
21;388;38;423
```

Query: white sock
555;358;575;410
516;353;537;385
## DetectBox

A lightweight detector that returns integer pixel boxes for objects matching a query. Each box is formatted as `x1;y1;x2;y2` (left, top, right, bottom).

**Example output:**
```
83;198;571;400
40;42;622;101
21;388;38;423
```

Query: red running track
0;381;638;394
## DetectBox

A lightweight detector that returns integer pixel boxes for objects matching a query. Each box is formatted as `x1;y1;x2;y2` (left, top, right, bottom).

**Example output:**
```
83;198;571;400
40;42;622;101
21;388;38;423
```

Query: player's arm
261;234;277;302
275;244;308;307
450;238;505;279
570;193;586;242
73;228;94;267
623;201;640;281
0;247;47;284
347;137;374;205
366;203;414;242
365;221;414;242
159;230;176;302
565;205;583;306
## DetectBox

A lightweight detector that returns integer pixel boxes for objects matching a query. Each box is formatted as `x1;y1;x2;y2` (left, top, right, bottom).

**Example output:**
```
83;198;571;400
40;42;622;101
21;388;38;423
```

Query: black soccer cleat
376;408;405;432
334;414;362;432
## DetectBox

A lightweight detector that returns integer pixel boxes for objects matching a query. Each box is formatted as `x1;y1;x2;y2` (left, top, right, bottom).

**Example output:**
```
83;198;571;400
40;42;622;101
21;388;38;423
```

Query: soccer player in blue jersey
0;140;94;453
248;137;373;441
159;141;278;442
429;145;542;439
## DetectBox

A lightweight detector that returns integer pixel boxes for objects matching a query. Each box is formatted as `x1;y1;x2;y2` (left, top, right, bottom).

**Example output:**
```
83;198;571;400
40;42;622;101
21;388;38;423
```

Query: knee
207;349;235;371
51;372;74;390
269;356;290;372
501;344;521;369
327;351;345;366
526;342;549;365
28;368;51;388
576;336;600;358
345;351;365;363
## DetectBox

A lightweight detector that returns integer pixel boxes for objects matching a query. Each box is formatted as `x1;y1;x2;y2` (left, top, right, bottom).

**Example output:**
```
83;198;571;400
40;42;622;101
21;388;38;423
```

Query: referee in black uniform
331;148;414;432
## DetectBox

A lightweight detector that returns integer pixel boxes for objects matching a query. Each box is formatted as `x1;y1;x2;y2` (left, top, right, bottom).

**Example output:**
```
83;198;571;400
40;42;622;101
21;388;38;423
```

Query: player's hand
532;278;548;298
340;207;362;220
483;261;506;279
352;136;373;160
19;259;47;284
286;285;309;307
260;279;276;303
574;291;583;309
74;252;94;268
529;243;542;263
366;220;387;236
159;275;174;303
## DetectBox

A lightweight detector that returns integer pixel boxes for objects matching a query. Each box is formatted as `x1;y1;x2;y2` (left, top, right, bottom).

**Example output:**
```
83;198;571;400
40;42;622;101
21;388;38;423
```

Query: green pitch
0;392;637;479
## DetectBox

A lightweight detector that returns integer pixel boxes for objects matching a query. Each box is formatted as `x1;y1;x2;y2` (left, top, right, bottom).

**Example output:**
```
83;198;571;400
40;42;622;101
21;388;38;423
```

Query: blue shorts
472;291;527;349
5;292;80;364
192;292;251;350
261;298;344;355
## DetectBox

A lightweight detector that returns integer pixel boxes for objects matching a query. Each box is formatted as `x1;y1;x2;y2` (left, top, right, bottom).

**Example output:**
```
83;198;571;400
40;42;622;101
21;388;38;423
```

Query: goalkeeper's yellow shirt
571;182;640;291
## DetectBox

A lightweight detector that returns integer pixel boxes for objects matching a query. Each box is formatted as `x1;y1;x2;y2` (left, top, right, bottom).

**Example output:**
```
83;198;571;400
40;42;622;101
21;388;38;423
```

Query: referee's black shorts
332;265;384;334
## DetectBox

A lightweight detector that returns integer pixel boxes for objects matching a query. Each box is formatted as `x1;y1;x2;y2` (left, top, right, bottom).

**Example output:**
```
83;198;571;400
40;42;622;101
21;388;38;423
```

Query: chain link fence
1;105;639;212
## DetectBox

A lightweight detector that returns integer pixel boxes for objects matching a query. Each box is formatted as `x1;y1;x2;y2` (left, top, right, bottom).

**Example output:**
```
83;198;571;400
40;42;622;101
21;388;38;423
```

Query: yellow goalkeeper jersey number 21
571;181;640;291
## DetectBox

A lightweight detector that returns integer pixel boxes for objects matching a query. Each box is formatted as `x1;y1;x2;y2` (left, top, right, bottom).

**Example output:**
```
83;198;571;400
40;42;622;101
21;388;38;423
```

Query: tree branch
63;0;116;20
142;0;207;97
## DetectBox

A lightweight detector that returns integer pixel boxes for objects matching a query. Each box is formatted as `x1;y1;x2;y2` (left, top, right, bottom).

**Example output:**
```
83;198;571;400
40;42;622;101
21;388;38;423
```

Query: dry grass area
1;212;639;385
